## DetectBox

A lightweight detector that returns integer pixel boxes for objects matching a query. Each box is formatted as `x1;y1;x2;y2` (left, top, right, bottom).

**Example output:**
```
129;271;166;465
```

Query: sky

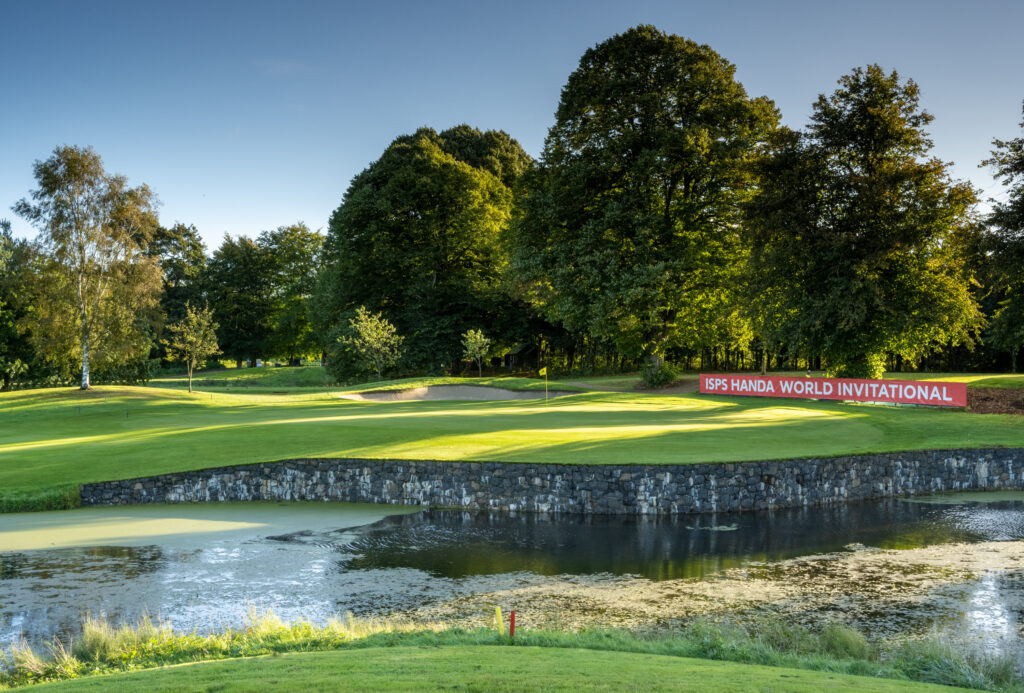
2;0;1022;248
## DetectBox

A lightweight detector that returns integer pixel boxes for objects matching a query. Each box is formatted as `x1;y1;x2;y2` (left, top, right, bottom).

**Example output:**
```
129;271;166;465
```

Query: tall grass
0;486;79;514
1;612;1019;691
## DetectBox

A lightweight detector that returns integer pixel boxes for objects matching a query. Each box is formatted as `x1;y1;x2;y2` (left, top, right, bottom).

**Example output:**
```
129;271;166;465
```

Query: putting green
2;382;1023;506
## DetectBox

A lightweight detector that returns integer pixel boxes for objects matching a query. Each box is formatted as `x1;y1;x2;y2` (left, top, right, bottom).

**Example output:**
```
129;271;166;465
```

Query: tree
982;101;1024;371
339;306;403;379
259;223;323;364
510;26;776;373
13;145;162;389
462;328;491;377
202;235;276;367
161;302;220;392
318;126;529;371
745;66;981;378
148;223;208;328
0;220;32;390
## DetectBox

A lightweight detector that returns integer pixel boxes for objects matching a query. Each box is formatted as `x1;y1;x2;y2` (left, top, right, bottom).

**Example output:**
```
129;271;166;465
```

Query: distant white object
255;359;263;367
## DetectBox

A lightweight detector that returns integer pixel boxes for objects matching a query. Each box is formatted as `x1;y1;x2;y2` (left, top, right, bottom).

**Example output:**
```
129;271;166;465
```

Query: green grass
149;366;1024;393
5;612;1015;692
23;646;974;692
150;366;336;390
2;380;1024;510
150;368;588;393
559;374;647;389
881;373;1024;389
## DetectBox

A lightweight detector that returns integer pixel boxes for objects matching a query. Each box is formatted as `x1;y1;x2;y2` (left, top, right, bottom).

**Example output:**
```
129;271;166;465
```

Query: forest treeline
2;26;1023;390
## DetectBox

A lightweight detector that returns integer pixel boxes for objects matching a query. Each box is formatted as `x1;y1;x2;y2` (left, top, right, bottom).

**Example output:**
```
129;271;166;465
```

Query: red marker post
509;609;516;638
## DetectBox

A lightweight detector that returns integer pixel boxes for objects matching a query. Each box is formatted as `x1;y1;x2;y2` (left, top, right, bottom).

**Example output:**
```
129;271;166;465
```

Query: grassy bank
19;647;978;692
3;380;1024;511
3;613;1016;691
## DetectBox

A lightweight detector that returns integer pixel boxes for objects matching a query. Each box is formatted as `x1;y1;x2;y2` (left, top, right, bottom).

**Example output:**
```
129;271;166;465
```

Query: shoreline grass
1;612;1016;691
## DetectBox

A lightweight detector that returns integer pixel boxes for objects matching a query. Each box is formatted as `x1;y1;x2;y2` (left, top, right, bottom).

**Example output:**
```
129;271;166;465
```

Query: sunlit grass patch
2;382;1024;512
3;612;1016;691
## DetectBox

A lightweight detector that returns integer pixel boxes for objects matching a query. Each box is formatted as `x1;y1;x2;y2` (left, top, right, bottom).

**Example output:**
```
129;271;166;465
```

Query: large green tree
202;235;276;366
318;126;530;371
510;26;776;370
13;145;162;389
149;223;208;328
745;66;982;378
0;220;34;390
259;223;323;364
983;101;1024;371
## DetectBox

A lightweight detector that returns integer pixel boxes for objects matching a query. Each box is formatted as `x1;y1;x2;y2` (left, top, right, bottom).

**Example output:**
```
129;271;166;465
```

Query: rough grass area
150;366;336;390
3;381;1024;511
4;612;1015;692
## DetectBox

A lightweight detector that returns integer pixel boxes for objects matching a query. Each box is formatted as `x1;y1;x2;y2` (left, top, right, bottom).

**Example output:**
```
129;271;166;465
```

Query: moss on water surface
0;502;417;552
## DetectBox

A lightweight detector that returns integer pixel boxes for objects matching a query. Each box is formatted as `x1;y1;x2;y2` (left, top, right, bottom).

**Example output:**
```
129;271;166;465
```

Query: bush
641;361;680;387
91;358;160;385
820;623;872;660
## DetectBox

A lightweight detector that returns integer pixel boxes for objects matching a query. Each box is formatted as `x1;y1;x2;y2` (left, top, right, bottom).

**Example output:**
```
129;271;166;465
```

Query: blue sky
3;0;1022;247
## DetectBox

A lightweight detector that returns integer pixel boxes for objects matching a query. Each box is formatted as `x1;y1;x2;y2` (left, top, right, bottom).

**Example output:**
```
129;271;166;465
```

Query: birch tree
13;145;162;389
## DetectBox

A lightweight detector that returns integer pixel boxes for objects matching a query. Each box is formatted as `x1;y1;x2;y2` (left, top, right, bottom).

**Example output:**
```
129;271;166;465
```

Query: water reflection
0;495;1022;652
342;499;1022;580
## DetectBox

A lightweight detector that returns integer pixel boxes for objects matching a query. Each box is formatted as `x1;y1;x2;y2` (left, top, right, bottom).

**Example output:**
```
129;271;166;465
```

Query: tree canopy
13;145;162;388
982;101;1024;370
318;125;529;371
149;223;207;329
203;235;277;366
745;66;982;378
161;301;220;392
510;25;777;369
259;223;323;364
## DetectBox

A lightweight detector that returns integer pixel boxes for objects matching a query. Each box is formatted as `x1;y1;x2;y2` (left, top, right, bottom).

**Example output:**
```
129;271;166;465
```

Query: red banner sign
699;374;966;407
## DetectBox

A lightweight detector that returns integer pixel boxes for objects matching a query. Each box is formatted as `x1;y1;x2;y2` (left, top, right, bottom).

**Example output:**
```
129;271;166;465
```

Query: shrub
641;361;679;387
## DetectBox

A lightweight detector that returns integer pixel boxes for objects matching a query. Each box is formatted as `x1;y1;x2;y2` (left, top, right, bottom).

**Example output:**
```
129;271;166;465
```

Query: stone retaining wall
78;449;1023;515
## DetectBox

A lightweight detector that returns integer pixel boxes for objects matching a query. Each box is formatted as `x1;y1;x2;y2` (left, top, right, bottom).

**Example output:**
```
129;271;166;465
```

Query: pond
2;494;1023;664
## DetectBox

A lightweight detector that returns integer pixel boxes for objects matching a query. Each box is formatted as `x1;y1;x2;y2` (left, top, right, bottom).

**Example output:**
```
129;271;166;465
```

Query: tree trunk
187;362;193;393
81;332;90;390
760;349;768;376
1012;347;1018;374
478;360;482;377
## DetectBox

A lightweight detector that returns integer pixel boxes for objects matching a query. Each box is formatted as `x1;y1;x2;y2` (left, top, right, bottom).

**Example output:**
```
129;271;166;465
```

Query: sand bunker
338;385;576;402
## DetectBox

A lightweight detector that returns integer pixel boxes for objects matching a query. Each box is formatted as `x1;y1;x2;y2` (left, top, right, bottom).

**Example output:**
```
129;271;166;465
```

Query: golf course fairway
2;379;1023;508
